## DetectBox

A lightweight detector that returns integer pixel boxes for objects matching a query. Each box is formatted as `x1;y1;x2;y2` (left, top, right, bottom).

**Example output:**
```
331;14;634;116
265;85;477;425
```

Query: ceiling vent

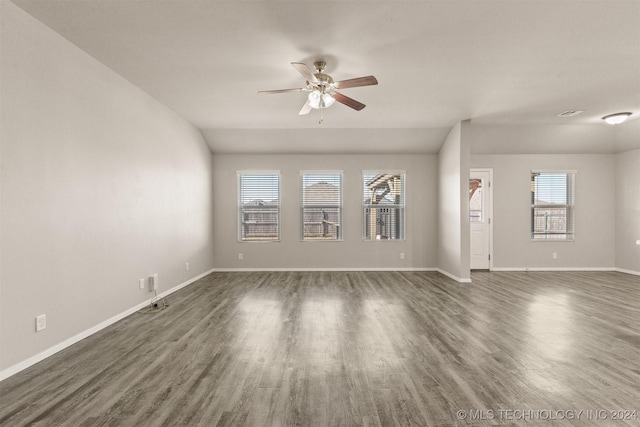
557;110;584;117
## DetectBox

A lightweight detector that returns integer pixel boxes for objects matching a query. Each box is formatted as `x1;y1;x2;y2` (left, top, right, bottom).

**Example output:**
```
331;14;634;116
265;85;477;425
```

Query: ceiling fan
259;61;378;120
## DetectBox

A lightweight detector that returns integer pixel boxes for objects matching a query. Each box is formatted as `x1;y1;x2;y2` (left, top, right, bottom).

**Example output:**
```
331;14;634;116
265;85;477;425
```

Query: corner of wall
437;121;471;281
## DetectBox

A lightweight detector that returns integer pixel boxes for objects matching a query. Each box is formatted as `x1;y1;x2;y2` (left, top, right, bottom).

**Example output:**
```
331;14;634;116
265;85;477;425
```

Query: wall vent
557;110;584;117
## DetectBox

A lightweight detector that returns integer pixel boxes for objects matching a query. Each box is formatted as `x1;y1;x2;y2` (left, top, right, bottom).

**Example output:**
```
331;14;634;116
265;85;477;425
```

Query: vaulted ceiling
11;0;640;154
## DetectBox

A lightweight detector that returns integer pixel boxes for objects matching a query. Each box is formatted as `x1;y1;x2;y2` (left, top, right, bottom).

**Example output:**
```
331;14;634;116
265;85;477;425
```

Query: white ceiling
11;0;640;154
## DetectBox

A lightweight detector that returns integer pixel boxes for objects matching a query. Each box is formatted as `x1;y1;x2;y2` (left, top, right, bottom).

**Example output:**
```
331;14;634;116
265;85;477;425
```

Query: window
238;172;280;241
363;172;405;240
301;172;342;240
469;178;483;222
531;171;575;240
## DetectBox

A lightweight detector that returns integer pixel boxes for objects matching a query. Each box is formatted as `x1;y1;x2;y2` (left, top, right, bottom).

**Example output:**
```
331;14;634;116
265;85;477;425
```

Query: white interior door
470;169;492;269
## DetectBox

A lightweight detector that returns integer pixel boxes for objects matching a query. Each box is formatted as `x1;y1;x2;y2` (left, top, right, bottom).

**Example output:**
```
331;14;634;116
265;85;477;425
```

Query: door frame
470;168;494;270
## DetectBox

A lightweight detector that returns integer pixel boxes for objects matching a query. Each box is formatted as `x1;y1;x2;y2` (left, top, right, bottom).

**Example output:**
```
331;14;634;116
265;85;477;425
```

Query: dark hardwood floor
1;271;639;426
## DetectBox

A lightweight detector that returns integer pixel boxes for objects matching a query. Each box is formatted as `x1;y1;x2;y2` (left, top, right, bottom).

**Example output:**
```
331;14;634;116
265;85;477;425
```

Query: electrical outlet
400;252;405;260
139;278;145;290
36;314;46;332
636;240;640;245
552;252;558;260
185;262;190;271
238;253;243;260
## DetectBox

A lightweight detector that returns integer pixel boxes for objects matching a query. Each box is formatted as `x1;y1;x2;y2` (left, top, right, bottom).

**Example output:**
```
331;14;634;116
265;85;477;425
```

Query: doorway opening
470;169;493;270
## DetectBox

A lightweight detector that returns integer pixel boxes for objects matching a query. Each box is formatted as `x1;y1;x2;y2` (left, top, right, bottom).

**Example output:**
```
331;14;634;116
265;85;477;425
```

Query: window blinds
362;172;405;240
238;172;280;241
531;171;575;240
301;172;342;240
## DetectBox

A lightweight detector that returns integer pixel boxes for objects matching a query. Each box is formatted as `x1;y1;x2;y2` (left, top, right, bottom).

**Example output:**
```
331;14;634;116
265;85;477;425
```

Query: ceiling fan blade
258;88;305;94
291;62;318;83
333;76;378;89
299;100;312;115
330;91;366;111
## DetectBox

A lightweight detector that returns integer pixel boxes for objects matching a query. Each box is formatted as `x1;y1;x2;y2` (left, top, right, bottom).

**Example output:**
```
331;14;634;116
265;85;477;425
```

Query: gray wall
0;2;215;373
470;154;617;270
615;149;640;273
211;154;438;270
437;122;471;281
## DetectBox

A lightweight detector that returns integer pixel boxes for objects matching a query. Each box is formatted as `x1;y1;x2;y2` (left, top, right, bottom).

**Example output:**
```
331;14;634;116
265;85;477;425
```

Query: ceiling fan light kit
602;112;632;125
308;90;335;109
259;61;378;123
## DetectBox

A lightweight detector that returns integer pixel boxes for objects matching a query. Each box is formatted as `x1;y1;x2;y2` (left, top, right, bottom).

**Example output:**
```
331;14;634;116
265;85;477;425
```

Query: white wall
437;121;471;282
211;153;438;270
470;123;618;155
615;149;640;274
614;119;640;154
470;153;616;270
0;1;214;374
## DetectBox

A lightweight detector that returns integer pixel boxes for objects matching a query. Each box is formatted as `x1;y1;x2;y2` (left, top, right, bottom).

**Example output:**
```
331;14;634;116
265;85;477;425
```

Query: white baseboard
615;268;640;276
211;267;437;272
214;267;472;285
0;268;215;382
157;268;215;297
436;269;472;283
490;267;618;272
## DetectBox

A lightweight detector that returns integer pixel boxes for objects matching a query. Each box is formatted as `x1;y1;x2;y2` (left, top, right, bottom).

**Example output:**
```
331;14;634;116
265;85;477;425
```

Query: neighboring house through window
363;172;405;240
301;172;342;240
238;171;280;241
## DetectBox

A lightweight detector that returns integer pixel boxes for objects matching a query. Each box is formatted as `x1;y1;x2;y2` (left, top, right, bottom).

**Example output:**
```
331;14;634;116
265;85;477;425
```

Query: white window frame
362;171;406;241
300;171;343;241
530;170;576;241
237;171;280;242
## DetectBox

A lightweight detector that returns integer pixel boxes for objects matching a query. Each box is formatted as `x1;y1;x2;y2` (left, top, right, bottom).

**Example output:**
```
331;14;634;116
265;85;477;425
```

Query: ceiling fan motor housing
312;73;333;89
311;61;334;91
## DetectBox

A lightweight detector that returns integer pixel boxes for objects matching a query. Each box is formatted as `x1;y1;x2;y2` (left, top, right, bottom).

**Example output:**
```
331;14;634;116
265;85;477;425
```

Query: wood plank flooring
1;271;639;426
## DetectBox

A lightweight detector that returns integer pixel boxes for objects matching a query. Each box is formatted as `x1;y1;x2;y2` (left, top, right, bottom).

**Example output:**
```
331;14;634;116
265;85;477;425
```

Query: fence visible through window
363;172;405;240
301;172;342;240
238;172;280;241
531;171;575;240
